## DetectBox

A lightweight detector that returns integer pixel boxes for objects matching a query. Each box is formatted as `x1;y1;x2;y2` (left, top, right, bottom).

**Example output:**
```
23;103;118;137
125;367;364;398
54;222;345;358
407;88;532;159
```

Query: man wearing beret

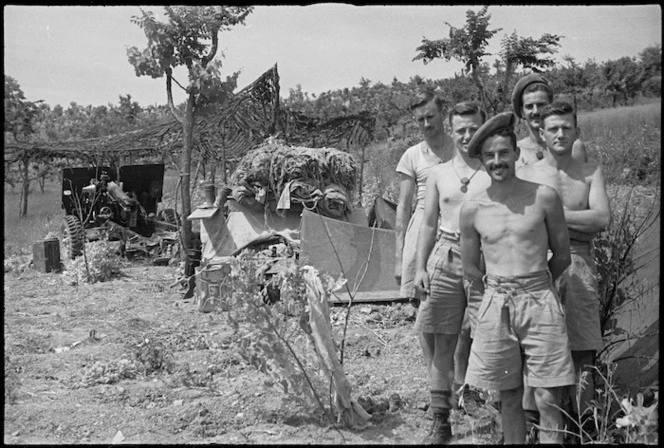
459;111;576;444
412;101;490;443
518;100;611;442
512;73;587;167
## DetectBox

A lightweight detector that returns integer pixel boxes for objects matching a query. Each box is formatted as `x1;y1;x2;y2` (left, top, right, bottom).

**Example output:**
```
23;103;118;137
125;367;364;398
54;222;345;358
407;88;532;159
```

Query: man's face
413;100;445;139
479;135;519;182
539;113;578;156
451;112;484;155
521;90;551;131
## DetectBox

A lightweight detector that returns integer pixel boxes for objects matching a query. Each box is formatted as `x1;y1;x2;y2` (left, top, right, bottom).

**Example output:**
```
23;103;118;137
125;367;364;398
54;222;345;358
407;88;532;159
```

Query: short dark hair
410;88;444;112
448;101;486;127
523;82;553;103
540;100;577;127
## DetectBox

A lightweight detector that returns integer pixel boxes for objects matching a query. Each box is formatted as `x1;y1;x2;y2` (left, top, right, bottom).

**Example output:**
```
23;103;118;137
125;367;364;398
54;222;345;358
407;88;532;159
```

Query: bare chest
474;202;546;244
536;170;590;210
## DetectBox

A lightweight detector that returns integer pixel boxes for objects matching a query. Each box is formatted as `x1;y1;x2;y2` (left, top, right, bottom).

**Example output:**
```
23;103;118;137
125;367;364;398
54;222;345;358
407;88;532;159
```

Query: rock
416;401;429;411
388;393;403;412
173;399;183;407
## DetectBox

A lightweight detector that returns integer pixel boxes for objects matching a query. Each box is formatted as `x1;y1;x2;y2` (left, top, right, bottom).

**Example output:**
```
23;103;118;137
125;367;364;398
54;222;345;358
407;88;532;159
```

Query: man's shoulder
517;136;539;150
404;140;426;153
396;141;425;170
532;181;561;204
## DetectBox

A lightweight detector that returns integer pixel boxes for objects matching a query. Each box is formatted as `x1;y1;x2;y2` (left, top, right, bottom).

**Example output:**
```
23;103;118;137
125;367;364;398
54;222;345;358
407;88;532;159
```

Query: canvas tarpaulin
299;208;403;302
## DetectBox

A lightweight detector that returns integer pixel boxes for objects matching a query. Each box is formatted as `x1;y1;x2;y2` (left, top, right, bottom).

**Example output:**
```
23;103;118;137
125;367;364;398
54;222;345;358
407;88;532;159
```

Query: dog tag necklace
453;159;482;193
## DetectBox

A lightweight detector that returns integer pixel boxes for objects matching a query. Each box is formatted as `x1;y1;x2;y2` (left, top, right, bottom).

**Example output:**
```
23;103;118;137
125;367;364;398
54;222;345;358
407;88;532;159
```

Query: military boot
421;410;453;445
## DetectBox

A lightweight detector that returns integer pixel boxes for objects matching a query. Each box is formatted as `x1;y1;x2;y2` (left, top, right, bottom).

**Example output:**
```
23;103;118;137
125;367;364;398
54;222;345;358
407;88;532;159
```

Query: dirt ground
4;263;503;445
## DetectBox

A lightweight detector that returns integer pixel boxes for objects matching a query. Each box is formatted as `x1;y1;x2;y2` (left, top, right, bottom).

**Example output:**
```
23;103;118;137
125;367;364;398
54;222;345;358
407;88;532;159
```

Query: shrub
64;239;126;284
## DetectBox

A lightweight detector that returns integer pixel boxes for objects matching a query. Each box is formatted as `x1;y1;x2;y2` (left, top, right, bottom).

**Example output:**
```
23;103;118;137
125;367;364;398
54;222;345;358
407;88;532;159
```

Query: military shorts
414;230;467;335
465;270;576;391
556;243;604;352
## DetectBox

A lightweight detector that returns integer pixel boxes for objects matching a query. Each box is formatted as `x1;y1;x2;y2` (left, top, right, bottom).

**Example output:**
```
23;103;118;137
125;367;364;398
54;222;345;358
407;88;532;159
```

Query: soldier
460;111;576;444
517;100;611;441
512;73;587;167
412;101;489;443
395;89;454;301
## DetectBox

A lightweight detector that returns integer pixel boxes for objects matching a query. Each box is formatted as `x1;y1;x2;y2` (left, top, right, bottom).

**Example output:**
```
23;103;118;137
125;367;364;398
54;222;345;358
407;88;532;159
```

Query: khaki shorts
556;244;604;352
414;231;467;335
465;270;576;391
463;276;485;339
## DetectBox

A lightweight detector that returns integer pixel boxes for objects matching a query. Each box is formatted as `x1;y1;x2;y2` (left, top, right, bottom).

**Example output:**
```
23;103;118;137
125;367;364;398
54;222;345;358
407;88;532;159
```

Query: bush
65;239;126;284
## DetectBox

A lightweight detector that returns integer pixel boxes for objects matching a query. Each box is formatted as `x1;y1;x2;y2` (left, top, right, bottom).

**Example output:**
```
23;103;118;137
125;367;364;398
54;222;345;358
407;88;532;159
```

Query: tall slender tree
4;75;43;216
127;6;252;250
413;6;500;115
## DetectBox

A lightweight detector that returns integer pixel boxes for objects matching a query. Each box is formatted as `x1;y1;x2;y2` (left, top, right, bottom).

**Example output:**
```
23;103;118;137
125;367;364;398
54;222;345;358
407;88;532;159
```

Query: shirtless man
459;111;576;444
518;100;611;440
512;73;587;167
412;101;489;443
395;89;454;300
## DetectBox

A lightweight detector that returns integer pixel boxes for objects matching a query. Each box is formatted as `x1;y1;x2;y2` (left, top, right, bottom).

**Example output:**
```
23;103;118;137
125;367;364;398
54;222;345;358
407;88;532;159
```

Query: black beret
467;112;516;158
511;73;551;119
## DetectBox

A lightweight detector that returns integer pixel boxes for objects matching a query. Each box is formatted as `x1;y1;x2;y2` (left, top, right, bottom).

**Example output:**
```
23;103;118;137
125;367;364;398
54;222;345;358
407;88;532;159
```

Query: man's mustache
488;163;509;171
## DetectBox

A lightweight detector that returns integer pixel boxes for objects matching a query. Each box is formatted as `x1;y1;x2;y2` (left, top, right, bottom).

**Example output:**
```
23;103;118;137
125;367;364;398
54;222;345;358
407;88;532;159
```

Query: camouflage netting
229;139;357;218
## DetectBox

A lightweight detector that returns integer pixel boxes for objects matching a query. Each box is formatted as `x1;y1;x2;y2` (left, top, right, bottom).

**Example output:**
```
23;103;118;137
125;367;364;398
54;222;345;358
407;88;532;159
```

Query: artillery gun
60;163;175;258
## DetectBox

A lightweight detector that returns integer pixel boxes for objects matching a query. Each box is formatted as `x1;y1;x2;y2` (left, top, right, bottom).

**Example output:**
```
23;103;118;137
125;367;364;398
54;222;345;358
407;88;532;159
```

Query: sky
4;4;662;109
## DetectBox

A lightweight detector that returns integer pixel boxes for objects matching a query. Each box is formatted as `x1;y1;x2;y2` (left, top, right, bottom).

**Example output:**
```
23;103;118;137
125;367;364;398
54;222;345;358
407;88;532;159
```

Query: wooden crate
32;238;61;273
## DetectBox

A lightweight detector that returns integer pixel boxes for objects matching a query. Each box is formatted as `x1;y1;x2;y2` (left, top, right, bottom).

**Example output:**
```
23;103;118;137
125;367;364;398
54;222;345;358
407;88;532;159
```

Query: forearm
548;255;571;282
415;223;437;273
564;209;610;233
463;263;485;283
394;205;411;261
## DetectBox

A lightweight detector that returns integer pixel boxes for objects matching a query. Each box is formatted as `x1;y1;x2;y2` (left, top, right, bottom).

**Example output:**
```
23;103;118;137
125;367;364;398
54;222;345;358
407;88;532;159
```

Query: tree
638;44;661;97
548;55;592;111
601;56;641;107
127;6;252;251
4;75;43;216
498;30;562;108
413;6;501;114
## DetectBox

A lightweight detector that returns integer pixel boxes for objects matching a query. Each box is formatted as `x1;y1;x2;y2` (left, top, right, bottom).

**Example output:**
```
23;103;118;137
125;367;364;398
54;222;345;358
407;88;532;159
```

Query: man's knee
534;387;562;410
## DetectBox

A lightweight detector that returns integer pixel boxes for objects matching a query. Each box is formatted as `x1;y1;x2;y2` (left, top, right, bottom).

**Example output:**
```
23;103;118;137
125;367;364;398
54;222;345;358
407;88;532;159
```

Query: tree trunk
470;68;492;116
358;143;366;205
19;155;30;217
179;94;196;253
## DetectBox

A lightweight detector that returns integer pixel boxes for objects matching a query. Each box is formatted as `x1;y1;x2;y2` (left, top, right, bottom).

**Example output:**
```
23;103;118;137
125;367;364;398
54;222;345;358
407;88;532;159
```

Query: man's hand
413;269;429;300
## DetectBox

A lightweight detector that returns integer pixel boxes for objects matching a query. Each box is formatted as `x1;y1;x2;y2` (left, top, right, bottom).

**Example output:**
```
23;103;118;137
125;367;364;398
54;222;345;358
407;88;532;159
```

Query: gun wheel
61;215;85;259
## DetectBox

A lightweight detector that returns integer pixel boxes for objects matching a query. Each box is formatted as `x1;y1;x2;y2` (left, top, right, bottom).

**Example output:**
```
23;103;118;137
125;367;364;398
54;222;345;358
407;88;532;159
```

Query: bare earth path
4;264;501;445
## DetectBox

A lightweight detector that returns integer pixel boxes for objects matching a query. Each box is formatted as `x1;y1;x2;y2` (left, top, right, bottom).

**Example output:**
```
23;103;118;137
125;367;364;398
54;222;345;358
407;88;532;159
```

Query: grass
4;183;64;256
580;101;661;186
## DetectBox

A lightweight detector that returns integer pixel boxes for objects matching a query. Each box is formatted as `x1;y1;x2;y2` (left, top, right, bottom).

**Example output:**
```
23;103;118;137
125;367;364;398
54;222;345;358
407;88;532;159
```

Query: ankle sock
430;389;452;414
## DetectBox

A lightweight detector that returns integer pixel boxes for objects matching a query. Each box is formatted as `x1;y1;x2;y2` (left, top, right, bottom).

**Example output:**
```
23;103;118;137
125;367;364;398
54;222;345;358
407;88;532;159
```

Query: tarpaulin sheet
300;208;404;302
198;200;302;263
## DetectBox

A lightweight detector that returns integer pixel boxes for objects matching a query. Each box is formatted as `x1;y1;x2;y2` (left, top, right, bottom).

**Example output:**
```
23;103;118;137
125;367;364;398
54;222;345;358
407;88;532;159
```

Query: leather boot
422;410;452;444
